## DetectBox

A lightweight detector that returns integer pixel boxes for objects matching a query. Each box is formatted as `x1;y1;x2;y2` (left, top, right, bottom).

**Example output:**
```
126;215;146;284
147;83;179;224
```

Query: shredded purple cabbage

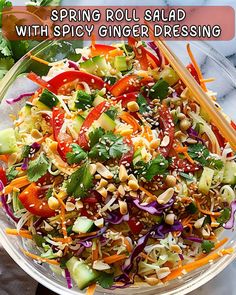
6;92;34;105
184;236;203;243
33;217;44;229
68;60;79;70
152;220;183;239
147;42;162;66
80;225;108;242
65;268;73;289
132;199;174;215
224;200;236;229
0;195;19;223
179;253;184;260
21;158;29;171
78;241;92;248
21;142;41;170
74;245;85;257
187;128;204;144
106;211;129;224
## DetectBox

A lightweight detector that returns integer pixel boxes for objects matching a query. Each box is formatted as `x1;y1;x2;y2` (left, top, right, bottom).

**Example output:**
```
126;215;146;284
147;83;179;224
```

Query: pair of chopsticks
153;39;236;152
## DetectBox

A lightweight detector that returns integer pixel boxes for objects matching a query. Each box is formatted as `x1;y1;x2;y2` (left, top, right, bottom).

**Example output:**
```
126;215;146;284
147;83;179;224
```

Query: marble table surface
1;0;236;294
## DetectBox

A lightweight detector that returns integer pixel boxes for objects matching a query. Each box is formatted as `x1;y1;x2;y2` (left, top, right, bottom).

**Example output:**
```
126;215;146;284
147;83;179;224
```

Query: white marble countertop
1;1;236;294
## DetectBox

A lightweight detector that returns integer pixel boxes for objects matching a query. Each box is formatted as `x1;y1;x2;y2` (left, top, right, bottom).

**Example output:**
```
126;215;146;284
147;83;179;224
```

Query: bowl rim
0;39;236;295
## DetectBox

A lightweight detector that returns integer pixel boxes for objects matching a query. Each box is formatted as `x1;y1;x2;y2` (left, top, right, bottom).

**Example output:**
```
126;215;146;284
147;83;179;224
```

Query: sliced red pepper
128;217;144;235
48;71;106;94
110;74;153;97
19;183;55;217
158;105;175;158
90;44;116;57
52;107;72;161
120;137;134;165
212;125;226;148
170;157;200;172
27;72;55;93
115;92;138;107
231;120;236;131
0;167;7;186
78;101;110;150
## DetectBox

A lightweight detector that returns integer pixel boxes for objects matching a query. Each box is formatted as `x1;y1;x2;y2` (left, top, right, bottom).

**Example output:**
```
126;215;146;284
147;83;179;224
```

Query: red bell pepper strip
120;137;134;165
78;101;110;150
110;74;153;97
170;157;200;172
48;71;106;94
0;167;7;186
128;217;144;235
158;105;175;158
27;72;55;93
90;44;116;57
19;183;55;217
212;125;226;148
128;37;159;69
115;92;138;107
52;107;72;161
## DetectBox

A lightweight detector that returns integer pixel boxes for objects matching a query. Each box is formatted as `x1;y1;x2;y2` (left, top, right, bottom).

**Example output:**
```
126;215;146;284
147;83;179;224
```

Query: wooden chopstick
154;39;236;152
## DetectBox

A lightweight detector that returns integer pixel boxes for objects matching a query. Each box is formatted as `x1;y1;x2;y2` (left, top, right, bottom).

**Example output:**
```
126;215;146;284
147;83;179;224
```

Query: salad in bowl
0;37;236;294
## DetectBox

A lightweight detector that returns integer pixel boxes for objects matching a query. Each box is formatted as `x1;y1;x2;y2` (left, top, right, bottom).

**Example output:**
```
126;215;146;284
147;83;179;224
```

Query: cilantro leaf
217;208;231;225
6;166;19;181
88;127;105;148
89;130;130;161
45;187;53;200
66;143;87;164
74;90;93;110
66;163;93;198
137;93;149;114
135;155;169;181
97;272;114;289
27;153;49;182
208;158;224;170
201;240;214;254
21;145;31;159
188;143;209;166
0;1;12;26
0;33;12;57
179;172;193;181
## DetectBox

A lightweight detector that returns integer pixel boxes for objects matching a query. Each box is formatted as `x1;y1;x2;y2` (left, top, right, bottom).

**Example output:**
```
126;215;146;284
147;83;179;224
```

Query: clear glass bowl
0;40;236;295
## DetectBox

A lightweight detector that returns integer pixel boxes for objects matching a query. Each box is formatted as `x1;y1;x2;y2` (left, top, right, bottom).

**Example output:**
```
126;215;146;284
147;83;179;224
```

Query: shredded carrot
119;112;141;133
140;252;156;263
103;254;127;264
210;215;220;227
214;238;229;250
6;228;33;240
142;125;153;142
21;248;60;265
28;53;49;66
60;206;67;239
200;77;215;83
0;155;8;163
174;145;195;164
186;44;207;92
86;283;96;295
196;201;221;217
163;247;233;283
52;237;72;243
92;240;99;262
74;231;98;238
124;238;133;253
55;193;67;209
5;175;30;194
181;216;193;227
139;186;157;201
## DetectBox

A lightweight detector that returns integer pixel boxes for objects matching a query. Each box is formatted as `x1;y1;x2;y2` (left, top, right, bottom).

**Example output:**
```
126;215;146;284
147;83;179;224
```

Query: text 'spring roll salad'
0;38;236;293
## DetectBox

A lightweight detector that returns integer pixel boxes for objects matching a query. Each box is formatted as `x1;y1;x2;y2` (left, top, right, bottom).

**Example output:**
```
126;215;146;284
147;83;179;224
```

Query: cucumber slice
132;148;142;166
66;257;99;290
38;89;59;109
80;56;108;77
0;128;18;154
159;66;179;86
72;216;95;233
93;95;105;106
222;161;236;185
114;56;128;72
69;115;84;138
96;113;116;131
35;100;51;111
198;167;214;194
149;78;169;100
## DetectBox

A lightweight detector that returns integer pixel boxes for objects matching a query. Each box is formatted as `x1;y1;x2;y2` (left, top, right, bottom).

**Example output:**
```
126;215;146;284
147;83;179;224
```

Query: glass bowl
0;40;236;295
